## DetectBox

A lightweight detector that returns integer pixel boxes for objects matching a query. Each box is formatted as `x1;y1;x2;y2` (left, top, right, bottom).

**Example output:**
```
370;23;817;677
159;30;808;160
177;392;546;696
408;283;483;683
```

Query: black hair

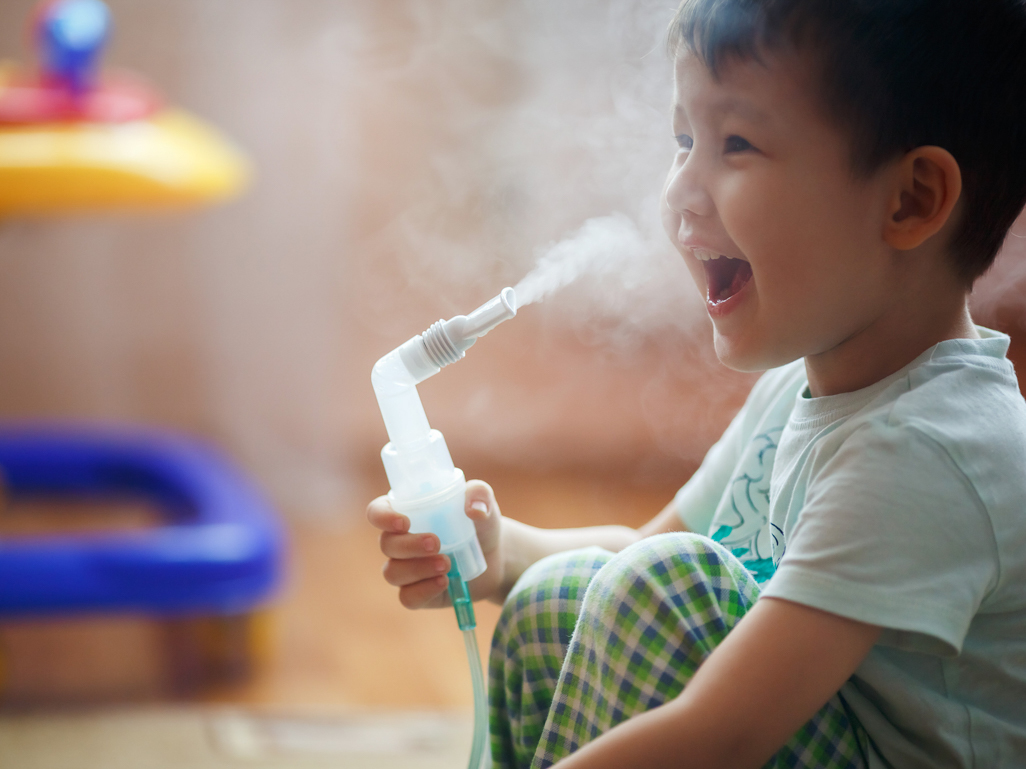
668;0;1026;285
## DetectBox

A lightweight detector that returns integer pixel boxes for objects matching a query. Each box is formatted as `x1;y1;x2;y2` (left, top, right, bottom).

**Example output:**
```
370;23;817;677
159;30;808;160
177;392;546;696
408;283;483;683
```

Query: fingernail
434;558;448;573
392;518;406;533
421;535;436;552
470;501;488;514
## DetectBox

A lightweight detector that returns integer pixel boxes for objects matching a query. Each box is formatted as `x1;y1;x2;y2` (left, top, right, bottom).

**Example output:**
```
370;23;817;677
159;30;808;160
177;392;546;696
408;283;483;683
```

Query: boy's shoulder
802;329;1026;538
739;329;1026;490
878;329;1024;445
767;328;1026;504
792;328;1023;441
877;329;1026;514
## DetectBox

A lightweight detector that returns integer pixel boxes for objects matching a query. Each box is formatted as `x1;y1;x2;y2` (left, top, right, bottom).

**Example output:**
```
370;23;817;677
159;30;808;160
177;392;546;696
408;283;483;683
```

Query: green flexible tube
448;566;491;769
447;565;477;631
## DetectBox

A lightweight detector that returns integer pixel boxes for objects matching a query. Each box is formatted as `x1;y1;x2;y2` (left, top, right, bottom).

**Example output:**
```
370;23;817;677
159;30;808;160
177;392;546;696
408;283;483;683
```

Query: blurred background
0;0;753;510
0;0;1023;766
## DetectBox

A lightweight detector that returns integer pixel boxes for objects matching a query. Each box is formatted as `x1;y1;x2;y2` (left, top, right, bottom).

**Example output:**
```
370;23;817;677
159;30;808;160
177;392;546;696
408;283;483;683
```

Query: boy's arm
501;496;688;589
496;497;687;600
554;596;881;769
369;483;687;609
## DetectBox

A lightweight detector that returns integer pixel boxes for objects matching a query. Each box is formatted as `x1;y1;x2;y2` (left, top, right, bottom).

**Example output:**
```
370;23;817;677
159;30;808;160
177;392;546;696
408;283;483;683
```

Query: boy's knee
584;532;758;614
598;531;729;578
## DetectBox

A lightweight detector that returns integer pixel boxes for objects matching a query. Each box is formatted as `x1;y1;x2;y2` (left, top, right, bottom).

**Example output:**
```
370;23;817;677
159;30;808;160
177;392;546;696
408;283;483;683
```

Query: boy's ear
882;146;962;251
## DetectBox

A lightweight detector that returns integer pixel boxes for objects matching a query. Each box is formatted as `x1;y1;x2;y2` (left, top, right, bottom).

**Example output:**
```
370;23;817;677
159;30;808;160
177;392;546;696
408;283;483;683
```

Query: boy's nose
663;155;714;218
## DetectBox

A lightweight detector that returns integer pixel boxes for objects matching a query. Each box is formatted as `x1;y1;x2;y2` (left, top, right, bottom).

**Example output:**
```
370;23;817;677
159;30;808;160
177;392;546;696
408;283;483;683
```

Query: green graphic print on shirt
709;427;783;583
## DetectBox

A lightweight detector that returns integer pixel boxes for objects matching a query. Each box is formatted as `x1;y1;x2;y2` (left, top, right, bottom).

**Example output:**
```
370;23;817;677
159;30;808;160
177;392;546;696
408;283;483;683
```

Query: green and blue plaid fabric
489;533;866;769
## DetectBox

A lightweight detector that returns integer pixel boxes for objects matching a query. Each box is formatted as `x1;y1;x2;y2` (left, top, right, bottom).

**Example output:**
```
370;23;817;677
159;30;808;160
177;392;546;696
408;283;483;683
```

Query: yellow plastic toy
0;0;249;216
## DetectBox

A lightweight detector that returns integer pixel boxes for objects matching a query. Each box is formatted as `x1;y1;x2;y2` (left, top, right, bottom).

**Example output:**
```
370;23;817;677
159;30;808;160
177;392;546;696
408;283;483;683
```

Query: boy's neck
803;287;978;398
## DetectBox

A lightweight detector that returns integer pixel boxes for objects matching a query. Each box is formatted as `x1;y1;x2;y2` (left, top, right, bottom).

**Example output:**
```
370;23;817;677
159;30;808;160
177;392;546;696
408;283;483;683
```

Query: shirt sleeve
762;421;999;657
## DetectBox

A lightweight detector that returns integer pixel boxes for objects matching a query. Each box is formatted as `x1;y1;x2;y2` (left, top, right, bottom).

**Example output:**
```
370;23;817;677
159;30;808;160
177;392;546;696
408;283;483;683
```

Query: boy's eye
675;133;693;151
724;135;754;153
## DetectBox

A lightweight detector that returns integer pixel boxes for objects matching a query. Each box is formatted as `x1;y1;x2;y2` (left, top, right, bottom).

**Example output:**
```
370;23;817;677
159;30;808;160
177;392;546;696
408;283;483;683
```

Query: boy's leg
490;533;867;769
490;546;615;769
532;533;866;769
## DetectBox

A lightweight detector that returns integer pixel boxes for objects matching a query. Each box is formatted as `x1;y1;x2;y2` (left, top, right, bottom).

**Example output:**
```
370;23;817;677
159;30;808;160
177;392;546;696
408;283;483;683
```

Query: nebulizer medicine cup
383;464;487;582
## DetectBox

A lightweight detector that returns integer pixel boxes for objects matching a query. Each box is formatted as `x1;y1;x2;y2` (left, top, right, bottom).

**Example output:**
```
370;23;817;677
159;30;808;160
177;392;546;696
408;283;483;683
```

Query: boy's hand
366;480;505;609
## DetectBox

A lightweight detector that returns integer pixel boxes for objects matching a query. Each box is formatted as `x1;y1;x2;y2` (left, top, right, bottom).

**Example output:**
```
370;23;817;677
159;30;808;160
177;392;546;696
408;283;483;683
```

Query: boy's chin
712;332;799;373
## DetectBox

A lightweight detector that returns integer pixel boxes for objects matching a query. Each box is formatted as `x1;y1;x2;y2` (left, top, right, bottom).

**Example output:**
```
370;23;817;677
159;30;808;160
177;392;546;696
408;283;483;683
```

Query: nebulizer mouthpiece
393;286;517;380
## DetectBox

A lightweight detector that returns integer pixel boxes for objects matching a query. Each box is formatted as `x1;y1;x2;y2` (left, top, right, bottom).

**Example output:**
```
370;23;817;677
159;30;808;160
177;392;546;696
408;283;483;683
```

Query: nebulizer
372;287;517;769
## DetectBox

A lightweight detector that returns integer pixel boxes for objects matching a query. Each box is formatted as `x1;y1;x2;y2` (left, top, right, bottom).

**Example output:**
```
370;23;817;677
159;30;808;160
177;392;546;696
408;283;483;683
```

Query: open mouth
702;254;753;304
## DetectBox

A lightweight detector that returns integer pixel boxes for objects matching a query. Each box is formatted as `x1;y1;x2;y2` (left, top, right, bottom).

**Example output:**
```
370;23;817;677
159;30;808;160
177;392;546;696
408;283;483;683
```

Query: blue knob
37;0;111;96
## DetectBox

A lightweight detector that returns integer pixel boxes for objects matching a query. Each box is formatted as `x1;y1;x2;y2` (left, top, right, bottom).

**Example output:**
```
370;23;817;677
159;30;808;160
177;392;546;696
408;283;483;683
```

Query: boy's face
662;51;899;372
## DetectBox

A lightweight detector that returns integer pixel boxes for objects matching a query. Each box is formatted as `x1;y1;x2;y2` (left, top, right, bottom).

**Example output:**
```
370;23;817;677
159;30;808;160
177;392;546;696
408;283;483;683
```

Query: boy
368;0;1026;766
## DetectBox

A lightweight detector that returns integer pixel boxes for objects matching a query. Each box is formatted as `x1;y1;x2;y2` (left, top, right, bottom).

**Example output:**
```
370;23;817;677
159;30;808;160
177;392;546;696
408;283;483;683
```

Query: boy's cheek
718;174;789;234
659;202;683;249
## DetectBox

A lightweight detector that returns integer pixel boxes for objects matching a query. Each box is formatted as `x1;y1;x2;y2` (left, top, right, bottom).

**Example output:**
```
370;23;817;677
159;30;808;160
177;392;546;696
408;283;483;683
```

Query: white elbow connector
371;288;517;582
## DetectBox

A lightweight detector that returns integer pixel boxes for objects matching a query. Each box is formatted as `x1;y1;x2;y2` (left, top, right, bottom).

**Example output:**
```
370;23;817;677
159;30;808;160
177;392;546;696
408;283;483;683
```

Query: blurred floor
0;708;478;768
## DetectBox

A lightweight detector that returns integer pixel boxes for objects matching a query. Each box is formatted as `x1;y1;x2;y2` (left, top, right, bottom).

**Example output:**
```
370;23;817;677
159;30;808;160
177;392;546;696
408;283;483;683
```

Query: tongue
707;257;753;303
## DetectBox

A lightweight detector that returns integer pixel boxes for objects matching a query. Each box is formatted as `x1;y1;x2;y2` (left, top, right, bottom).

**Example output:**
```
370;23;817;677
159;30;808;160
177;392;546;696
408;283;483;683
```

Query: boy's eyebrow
710;95;769;124
674;96;770;127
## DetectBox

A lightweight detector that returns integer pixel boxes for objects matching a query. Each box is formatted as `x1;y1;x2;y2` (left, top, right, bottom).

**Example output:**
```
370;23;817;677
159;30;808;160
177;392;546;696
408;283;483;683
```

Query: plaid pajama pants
488;532;866;769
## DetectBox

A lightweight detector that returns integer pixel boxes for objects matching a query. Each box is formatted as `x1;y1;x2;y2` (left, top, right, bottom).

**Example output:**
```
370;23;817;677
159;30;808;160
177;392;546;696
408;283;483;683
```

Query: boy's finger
465;480;498;519
397;576;451;610
382;554;451;587
379;530;441;559
367;495;392;514
464;480;501;551
367;499;409;533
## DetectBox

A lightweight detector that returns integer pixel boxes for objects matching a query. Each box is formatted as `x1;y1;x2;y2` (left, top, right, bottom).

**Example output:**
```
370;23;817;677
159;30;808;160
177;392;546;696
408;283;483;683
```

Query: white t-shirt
674;328;1026;767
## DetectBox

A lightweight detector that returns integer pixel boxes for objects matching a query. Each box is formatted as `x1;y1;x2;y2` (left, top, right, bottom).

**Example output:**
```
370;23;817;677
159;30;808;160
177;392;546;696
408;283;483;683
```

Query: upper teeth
693;249;725;262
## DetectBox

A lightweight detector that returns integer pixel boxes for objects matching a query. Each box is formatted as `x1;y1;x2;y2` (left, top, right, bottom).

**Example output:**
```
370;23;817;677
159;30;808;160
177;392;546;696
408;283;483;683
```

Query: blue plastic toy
0;427;284;618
